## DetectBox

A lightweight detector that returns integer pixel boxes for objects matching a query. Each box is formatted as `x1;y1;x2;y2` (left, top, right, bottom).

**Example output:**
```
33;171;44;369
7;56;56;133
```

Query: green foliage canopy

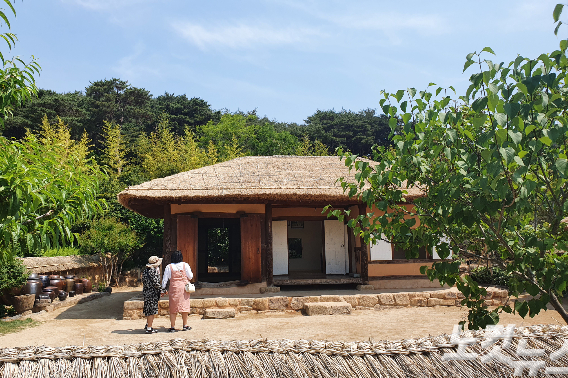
331;42;568;328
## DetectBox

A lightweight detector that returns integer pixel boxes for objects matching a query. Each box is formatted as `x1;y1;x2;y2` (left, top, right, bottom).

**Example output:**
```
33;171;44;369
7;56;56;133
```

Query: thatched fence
1;325;567;377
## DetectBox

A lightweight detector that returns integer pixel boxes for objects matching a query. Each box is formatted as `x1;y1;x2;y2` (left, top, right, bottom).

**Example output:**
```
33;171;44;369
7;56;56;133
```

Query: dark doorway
198;218;241;282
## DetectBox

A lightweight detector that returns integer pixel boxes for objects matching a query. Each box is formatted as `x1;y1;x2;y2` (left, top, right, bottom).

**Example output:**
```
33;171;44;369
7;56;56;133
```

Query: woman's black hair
170;250;183;264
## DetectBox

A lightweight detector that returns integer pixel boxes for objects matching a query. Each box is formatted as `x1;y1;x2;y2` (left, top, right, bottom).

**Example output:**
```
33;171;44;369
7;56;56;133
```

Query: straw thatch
118;156;424;218
1;325;567;377
20;255;102;274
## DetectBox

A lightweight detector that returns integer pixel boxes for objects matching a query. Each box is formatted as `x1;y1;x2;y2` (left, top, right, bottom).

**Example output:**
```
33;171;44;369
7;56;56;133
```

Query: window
392;245;429;260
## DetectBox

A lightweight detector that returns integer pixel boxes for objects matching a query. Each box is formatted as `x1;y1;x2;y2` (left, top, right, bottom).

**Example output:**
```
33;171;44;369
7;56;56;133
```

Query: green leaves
471;97;488;112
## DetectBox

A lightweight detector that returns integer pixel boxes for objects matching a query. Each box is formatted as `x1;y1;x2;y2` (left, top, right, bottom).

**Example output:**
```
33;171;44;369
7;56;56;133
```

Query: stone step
203;308;236;319
304;302;352;316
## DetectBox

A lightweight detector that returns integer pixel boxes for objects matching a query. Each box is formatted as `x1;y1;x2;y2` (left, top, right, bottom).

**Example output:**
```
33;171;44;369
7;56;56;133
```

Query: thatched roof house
1;325;567;377
117;156;434;292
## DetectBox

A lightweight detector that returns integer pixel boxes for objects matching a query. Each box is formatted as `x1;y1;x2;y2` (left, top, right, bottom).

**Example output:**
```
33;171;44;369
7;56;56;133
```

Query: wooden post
162;204;174;269
265;203;273;286
358;204;369;284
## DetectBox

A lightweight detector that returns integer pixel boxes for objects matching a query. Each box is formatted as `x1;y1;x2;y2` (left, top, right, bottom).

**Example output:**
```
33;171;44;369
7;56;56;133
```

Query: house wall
368;262;433;277
288;221;323;272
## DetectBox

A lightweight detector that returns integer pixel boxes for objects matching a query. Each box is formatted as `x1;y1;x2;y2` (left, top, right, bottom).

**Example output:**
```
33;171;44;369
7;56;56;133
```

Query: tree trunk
549;291;568;324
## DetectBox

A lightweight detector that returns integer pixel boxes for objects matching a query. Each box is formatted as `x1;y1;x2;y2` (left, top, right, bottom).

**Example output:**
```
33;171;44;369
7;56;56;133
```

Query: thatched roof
118;156;423;218
20;255;102;274
0;325;567;377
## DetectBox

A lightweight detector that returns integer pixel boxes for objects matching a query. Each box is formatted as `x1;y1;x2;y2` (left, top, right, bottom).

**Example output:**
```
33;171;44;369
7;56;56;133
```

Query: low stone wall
123;287;509;320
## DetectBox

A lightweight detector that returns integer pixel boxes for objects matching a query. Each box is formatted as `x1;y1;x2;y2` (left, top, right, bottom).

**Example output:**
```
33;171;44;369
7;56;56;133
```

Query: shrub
42;247;81;257
470;266;511;288
0;254;28;292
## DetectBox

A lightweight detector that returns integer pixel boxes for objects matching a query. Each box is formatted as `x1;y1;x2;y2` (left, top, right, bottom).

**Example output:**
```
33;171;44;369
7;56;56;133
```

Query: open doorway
197;218;241;282
287;220;323;276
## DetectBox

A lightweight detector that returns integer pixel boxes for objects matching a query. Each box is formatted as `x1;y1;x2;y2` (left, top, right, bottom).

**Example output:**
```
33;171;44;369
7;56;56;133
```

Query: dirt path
0;288;566;348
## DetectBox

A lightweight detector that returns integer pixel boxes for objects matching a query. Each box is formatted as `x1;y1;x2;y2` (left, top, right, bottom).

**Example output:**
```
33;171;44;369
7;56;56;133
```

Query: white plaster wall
432;236;452;259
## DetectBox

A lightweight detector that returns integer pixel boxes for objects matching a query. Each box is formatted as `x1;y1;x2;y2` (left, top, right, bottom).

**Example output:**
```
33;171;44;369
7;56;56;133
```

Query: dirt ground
0;287;566;348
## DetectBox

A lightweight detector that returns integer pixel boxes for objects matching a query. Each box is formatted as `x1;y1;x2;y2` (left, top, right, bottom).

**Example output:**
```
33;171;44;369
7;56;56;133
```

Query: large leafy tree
296;109;391;156
151;93;220;136
0;0;40;132
332;41;568;328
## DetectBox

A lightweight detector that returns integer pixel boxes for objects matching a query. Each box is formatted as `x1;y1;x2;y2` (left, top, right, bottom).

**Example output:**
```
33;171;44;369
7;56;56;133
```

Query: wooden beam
358;204;369;284
265;204;273;286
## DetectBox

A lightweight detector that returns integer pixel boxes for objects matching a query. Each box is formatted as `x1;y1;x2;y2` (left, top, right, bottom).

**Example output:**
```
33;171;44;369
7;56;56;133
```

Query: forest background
2;77;393;273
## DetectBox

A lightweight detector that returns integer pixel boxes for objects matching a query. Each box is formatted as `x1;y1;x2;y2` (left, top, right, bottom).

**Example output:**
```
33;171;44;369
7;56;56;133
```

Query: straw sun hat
146;256;163;268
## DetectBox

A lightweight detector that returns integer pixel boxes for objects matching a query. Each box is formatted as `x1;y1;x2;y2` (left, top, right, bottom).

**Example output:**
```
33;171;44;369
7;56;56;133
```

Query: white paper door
370;234;392;260
272;220;288;275
324;220;347;274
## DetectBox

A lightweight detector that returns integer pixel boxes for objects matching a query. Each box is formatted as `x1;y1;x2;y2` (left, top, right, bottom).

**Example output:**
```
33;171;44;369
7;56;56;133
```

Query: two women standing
142;251;193;333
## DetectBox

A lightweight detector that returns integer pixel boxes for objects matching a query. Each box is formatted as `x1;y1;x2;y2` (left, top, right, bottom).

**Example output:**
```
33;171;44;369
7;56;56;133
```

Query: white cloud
172;22;325;50
113;43;162;81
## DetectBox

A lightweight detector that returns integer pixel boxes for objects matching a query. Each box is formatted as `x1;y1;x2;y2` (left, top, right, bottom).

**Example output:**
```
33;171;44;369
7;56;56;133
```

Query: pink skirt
168;270;191;314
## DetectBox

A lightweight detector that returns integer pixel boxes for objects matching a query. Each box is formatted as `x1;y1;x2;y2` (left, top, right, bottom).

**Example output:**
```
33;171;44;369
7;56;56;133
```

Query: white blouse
161;262;193;289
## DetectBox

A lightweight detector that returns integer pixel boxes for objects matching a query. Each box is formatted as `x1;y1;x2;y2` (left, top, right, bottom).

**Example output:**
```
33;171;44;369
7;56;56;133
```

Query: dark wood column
162;204;175;268
177;215;198;282
265;203;273;286
358;204;369;284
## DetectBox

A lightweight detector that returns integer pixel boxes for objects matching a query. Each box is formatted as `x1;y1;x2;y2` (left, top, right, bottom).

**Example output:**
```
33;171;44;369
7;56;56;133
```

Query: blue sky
6;0;564;124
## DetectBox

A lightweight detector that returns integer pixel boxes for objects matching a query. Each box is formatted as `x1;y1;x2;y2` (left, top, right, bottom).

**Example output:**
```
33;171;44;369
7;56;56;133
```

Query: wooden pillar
162;204;175;268
177;215;198;282
358;204;369;284
265;204;273;286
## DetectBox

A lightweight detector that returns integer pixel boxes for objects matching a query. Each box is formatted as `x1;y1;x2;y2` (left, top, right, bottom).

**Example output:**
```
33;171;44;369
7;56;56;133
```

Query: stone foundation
123;287;509;320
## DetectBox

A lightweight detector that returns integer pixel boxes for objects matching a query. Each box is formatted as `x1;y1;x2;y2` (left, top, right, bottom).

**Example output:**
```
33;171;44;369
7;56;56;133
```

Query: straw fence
1;325;567;377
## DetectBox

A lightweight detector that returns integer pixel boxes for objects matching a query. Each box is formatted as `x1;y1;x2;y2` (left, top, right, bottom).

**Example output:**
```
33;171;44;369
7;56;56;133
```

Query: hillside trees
330;42;568;328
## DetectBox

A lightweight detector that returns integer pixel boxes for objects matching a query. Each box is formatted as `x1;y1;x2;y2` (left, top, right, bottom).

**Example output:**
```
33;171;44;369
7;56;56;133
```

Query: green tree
151;93;220;135
79;217;142;285
331;42;568;328
0;132;105;257
0;0;41;131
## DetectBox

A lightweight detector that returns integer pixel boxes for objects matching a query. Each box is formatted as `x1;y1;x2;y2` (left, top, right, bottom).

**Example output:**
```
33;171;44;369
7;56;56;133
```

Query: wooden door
177;215;198;282
324;219;347;274
241;214;262;283
272;220;288;275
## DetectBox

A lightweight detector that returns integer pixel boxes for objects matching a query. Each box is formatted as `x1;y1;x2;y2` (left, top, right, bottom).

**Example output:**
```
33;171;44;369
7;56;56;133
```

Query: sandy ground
0;287;566;348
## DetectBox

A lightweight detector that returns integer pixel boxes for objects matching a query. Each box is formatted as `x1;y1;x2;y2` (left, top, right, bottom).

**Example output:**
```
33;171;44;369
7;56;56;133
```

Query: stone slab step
203;308;236;319
304;301;352;316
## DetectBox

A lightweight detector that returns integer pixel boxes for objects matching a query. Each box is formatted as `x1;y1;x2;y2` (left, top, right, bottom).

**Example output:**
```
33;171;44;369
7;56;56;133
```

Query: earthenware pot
22;281;43;299
49;279;64;292
58;291;67;301
65;278;75;293
38;293;50;300
64;275;75;279
39;275;50;288
68;291;75;298
12;294;34;314
28;273;39;280
74;282;84;295
81;279;92;293
49;275;60;280
42;290;55;301
44;285;59;296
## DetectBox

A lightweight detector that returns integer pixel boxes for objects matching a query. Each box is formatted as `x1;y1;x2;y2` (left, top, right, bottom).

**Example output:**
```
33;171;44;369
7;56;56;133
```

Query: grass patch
0;318;39;335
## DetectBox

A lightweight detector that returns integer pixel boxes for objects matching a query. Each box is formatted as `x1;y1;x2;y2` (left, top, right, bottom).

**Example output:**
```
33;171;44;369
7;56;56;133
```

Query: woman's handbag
185;282;195;293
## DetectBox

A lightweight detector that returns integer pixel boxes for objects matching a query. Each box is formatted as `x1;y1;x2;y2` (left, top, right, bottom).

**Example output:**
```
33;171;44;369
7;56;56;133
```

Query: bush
0;254;28;292
470;266;511;288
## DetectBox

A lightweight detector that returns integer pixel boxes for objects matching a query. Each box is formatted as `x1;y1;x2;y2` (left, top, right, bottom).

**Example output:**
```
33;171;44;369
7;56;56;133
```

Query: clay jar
64;275;75;280
65;279;75;293
81;279;92;293
42;288;56;301
23;281;43;299
39;275;50;288
44;285;59;296
58;291;68;301
68;291;75;297
74;282;84;295
49;279;64;292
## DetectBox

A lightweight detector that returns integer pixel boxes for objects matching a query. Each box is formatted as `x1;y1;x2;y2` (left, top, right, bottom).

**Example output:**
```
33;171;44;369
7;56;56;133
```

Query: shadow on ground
55;290;141;320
